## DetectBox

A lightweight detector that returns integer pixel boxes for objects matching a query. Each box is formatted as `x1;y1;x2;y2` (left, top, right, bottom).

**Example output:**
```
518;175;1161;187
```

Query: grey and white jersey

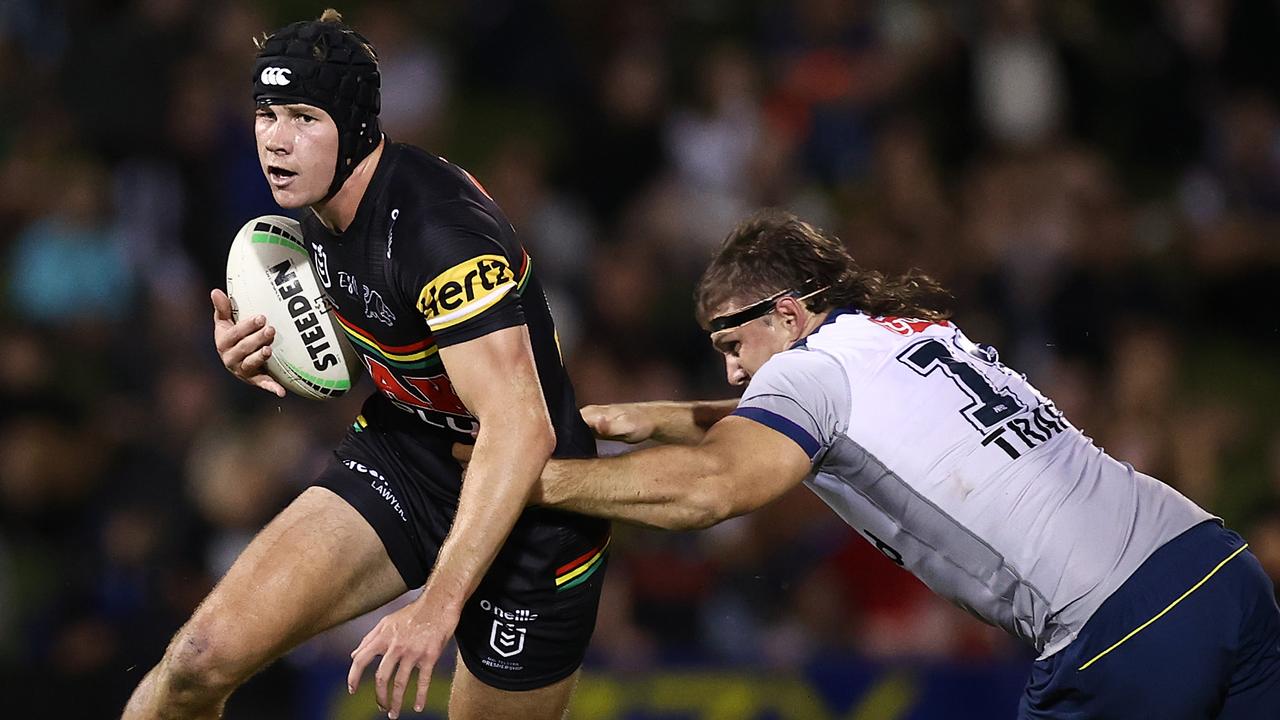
732;309;1213;658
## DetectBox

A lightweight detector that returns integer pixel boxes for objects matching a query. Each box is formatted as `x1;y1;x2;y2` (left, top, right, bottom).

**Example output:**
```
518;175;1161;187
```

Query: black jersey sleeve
391;199;528;347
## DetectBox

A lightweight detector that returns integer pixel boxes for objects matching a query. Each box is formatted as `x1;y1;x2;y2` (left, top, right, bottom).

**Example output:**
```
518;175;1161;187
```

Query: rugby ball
225;215;360;400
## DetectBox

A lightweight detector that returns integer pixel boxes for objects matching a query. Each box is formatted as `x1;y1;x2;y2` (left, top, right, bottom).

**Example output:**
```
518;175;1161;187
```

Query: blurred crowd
2;0;1280;716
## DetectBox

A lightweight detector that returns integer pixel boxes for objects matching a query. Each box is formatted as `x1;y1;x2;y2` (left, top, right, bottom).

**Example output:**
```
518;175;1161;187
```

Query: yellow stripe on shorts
1078;542;1250;671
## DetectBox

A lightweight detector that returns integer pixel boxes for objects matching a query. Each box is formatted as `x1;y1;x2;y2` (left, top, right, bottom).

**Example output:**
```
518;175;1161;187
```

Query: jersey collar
328;139;400;240
819;306;860;327
792;306;860;349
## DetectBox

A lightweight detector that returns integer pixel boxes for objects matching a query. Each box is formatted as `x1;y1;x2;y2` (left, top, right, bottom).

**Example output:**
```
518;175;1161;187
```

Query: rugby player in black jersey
123;10;609;720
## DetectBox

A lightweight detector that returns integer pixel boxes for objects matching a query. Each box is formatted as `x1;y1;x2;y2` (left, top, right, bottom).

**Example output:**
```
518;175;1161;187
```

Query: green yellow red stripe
333;311;440;370
515;248;532;294
556;535;610;591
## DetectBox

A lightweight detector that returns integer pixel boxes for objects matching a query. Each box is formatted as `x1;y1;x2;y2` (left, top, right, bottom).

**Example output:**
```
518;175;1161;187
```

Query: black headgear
252;16;382;201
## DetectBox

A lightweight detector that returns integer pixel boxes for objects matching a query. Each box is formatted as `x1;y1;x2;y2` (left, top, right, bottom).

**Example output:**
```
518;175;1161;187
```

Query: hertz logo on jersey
418;254;516;331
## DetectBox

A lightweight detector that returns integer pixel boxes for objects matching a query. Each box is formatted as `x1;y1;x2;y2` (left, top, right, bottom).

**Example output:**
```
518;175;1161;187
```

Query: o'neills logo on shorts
479;599;538;623
416;255;515;331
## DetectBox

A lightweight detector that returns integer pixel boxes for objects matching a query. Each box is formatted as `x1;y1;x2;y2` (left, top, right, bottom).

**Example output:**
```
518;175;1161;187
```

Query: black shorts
312;421;611;691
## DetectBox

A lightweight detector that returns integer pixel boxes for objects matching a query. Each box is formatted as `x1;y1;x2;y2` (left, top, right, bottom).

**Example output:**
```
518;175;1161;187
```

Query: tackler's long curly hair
694;210;953;328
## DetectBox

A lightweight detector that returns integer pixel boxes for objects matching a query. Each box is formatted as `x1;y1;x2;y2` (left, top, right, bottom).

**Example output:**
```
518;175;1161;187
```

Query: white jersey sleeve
732;349;849;463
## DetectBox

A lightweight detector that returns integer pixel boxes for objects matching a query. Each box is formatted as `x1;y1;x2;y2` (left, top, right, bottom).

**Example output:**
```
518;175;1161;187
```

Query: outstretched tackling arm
535;347;847;530
581;399;740;445
532;415;812;530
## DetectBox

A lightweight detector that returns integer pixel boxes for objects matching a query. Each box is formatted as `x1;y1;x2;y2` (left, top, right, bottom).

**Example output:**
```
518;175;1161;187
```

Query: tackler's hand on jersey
581;399;738;445
580;404;657;443
211;288;287;398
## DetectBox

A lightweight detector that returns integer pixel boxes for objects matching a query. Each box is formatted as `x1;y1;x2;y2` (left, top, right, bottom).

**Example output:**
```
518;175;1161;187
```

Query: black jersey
301;141;594;459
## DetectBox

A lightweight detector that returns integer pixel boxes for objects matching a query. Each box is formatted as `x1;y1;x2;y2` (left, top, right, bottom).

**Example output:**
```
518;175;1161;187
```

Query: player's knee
159;622;244;704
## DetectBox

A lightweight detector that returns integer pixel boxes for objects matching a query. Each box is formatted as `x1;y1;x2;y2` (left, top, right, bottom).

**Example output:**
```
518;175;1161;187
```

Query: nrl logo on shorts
489;620;525;658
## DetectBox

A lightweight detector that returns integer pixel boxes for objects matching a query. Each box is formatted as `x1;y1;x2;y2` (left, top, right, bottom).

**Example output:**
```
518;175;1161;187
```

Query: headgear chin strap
253;16;382;201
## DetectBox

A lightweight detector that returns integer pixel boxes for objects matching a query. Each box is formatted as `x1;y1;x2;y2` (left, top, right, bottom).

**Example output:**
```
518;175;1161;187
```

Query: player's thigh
448;652;578;720
178;486;407;675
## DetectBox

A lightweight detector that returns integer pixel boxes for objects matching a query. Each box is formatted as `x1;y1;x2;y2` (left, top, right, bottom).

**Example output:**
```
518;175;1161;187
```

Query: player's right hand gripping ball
226;215;360;399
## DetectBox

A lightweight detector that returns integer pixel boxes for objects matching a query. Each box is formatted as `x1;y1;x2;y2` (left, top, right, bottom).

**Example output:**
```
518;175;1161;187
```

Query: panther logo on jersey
363;287;396;326
417;254;516;331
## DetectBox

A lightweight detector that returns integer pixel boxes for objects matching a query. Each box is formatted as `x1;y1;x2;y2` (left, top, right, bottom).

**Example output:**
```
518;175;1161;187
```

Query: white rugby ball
225;215;360;400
